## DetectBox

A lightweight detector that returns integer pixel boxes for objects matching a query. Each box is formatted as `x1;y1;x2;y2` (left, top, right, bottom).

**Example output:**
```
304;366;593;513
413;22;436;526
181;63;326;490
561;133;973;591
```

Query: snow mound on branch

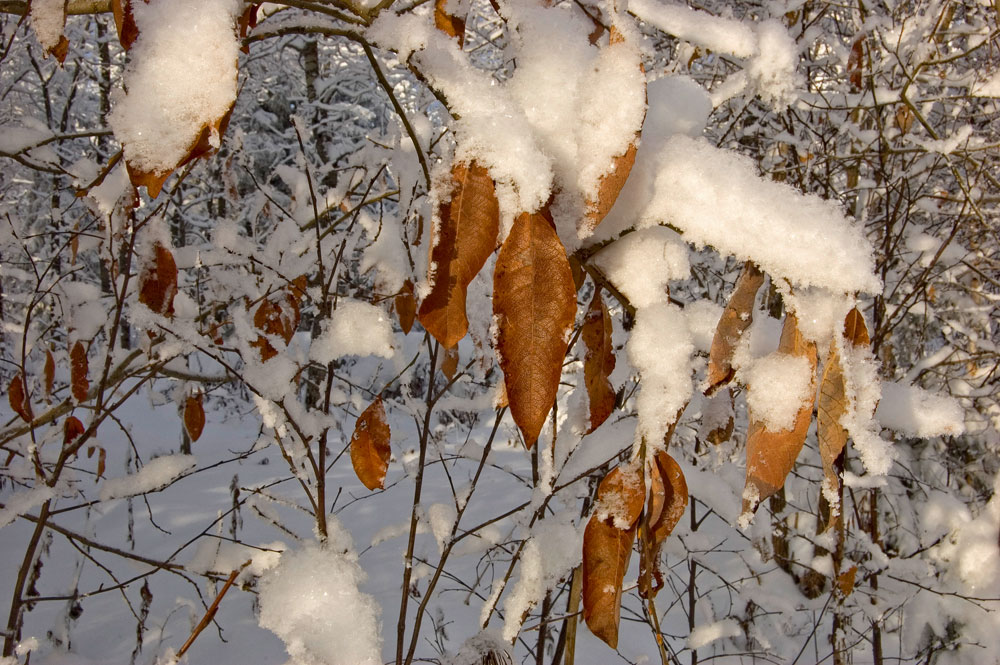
258;537;382;665
99;454;195;502
643;135;880;294
591;226;690;308
108;0;240;175
310;300;395;363
876;382;965;438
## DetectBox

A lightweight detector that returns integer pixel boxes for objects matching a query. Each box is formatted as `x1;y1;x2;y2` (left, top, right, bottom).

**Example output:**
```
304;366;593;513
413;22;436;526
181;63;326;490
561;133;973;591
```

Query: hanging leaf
112;0;139;50
848;37;864;91
419;161;500;348
237;3;259;54
70;341;89;403
64;416;86;447
706;261;764;394
742;314;817;520
701;387;735;446
582;464;644;648
441;345;459;380
581;27;644;234
8;374;32;423
138;243;178;317
395;279;417;334
582;288;616;433
183;392;206;443
43;348;55;400
250;291;300;362
639;451;688;599
350;397;391;491
434;0;466;47
836;565;858;597
817;307;870;524
493;209;577;447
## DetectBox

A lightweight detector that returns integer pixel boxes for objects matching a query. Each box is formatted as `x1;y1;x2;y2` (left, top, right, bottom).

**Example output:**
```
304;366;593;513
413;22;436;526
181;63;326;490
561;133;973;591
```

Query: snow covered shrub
0;0;997;664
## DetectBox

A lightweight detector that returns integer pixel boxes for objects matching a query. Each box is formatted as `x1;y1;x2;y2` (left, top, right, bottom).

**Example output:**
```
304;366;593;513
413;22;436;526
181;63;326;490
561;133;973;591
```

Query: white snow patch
627;304;695;446
0;486;56;529
257;539;382;665
687;618;741;649
310;300;395;363
591;226;689;309
876;382;965;438
99;454;195;502
109;0;240;177
743;353;813;431
642;135;879;294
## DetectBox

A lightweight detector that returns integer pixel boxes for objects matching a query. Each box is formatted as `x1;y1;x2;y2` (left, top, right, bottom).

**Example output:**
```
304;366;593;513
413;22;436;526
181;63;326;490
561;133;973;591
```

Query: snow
629;1;799;108
686;618;741;649
643;135;880;294
309;300;395;363
742;353;813;431
590;226;689;309
876;381;966;438
257;538;382;665
109;0;240;176
501;519;581;641
0;486;55;529
683;299;724;353
98;454;196;502
627;304;695;446
29;0;64;53
368;2;646;241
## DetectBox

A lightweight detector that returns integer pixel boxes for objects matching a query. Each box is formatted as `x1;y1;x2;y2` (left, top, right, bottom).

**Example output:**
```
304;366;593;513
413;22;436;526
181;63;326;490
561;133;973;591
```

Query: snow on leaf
30;0;69;63
109;0;240;196
582;464;644;648
350;397;391;491
706;261;764;394
741;312;817;523
493;209;576;448
581;27;644;234
183;392;206;443
434;0;465;48
582;288;616;434
419;161;500;349
441;345;459;380
817;307;869;519
70;341;89;403
138;242;178;317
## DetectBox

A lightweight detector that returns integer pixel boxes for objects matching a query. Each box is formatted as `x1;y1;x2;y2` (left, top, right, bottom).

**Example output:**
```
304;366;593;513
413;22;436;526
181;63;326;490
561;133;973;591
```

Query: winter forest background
1;0;998;664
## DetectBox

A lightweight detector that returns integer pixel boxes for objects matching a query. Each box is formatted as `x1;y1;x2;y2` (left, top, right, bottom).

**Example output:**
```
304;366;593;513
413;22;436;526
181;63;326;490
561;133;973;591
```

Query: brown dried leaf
8;374;32;423
441;345;459;380
434;0;466;48
837;565;858;597
138;243;178;317
112;0;139;50
582;465;644;648
395;279;416;335
742;313;817;518
639;451;688;598
582;288;616;433
493;209;577;447
70;341;89;403
848;37;864;91
419;161;500;348
251;292;300;362
64;416;85;447
43;349;55;399
707;261;764;394
183;392;206;443
350;397;391;491
582;28;644;234
237;3;259;54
